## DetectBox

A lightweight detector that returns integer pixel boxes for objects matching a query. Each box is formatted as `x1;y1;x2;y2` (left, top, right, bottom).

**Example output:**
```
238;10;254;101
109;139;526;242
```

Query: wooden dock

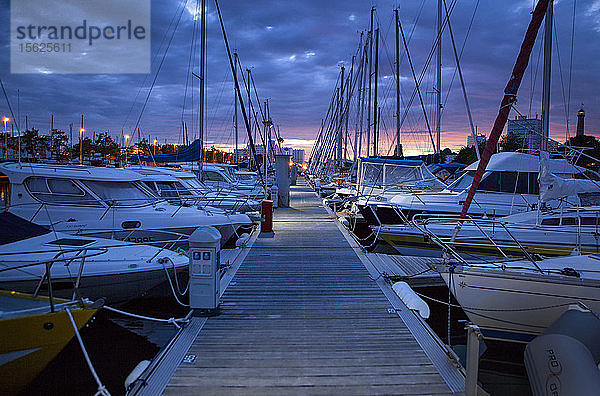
132;179;465;395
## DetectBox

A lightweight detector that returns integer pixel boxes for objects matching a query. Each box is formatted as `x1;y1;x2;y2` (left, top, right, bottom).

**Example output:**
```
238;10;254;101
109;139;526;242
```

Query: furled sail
539;152;600;202
460;0;551;217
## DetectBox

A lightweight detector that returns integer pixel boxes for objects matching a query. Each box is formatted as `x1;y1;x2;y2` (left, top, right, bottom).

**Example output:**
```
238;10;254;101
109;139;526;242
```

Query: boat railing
0;246;108;312
410;214;547;272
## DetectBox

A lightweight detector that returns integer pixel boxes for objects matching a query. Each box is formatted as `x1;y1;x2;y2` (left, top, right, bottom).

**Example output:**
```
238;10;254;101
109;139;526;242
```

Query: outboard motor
524;306;600;396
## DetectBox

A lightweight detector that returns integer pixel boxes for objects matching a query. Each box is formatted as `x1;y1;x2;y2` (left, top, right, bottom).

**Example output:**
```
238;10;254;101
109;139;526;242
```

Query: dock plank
159;178;462;395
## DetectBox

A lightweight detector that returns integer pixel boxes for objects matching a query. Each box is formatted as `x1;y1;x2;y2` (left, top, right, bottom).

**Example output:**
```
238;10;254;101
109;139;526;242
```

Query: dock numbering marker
182;354;196;364
10;0;150;74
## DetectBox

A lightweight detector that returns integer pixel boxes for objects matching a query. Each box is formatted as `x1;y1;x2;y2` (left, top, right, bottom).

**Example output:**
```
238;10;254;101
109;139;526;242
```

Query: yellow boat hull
0;292;97;395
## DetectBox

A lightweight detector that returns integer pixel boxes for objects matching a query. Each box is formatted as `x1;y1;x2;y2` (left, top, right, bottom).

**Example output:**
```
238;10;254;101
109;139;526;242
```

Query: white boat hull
441;269;600;342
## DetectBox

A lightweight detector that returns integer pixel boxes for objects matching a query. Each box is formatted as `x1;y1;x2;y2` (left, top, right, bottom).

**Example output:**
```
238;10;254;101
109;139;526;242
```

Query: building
466;134;486;148
235;144;305;164
293;149;305;164
507;115;542;150
281;147;305;164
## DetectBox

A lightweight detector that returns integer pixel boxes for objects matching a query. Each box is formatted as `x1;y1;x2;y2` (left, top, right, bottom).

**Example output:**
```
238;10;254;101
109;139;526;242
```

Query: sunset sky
1;0;599;157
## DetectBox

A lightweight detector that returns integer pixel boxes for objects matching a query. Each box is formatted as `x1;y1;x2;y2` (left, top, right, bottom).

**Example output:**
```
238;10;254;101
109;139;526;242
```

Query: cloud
0;0;598;157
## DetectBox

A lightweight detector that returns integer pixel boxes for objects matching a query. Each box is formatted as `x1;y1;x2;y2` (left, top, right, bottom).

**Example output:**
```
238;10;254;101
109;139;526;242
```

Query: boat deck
133;178;465;395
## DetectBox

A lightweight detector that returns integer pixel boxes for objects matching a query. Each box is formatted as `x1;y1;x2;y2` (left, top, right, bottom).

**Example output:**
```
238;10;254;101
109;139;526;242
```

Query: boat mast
355;35;366;161
214;0;264;184
373;28;379;157
443;0;479;160
541;0;553;152
337;66;344;170
366;7;374;157
234;52;238;163
247;68;252;168
395;8;401;157
436;0;442;159
199;0;206;172
346;57;353;162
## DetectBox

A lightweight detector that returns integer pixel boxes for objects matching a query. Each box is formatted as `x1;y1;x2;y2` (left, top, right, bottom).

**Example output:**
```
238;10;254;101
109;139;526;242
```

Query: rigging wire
566;0;577;142
122;0;189;132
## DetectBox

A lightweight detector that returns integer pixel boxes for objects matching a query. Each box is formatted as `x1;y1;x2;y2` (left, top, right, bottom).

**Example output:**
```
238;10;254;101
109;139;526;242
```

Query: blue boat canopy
359;157;423;166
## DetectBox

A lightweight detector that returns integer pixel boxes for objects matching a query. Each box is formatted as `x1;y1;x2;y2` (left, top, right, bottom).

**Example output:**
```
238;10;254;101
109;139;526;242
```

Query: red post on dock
261;199;273;233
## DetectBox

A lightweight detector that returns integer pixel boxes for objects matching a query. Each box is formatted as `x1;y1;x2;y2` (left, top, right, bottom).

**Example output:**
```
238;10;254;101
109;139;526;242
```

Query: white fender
392;281;430;319
125;360;151;391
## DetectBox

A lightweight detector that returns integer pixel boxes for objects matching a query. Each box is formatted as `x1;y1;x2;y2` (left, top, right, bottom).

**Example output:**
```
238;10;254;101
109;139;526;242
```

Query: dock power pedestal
189;226;221;317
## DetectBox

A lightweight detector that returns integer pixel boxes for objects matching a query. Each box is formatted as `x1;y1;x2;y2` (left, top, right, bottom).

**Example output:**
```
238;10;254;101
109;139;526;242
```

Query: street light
124;134;130;165
79;128;85;164
153;138;157;155
3;117;9;160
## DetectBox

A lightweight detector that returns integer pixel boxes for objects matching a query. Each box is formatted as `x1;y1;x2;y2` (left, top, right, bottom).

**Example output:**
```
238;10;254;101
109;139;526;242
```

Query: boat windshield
446;171;476;192
203;170;234;184
82;181;156;206
181;177;204;191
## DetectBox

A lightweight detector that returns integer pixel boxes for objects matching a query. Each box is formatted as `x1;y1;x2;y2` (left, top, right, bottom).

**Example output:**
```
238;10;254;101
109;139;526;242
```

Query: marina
2;0;600;395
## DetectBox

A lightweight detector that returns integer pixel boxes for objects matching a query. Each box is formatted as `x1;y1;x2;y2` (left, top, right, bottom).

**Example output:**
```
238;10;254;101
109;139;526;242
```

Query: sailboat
437;254;600;342
435;0;600;344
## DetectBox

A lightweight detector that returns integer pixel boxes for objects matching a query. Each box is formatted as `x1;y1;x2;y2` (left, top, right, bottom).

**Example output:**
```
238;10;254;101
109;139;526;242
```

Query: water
21;298;186;396
417;286;532;396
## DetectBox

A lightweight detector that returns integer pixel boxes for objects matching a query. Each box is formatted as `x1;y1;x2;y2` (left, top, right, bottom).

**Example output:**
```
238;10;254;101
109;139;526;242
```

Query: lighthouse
576;107;585;137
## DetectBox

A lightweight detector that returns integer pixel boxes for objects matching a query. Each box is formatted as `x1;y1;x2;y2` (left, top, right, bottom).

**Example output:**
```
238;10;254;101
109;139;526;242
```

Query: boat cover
0;212;49;245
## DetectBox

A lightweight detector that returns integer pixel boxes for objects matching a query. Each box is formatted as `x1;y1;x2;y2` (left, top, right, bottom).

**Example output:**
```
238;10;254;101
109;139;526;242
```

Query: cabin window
155;181;179;198
143;181;156;192
173;181;193;196
25;177;99;205
579;192;600;207
477;171;538;194
82;181;155;207
541;218;560;226
561;217;577;226
203;171;227;182
581;217;598;226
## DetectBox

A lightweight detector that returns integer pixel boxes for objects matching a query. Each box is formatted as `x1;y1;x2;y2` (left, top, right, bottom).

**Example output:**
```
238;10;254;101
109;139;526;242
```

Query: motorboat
0;212;189;303
0;291;100;394
377;206;600;258
178;162;266;199
358;152;599;226
0;162;252;246
436;254;600;343
235;170;260;186
127;166;261;213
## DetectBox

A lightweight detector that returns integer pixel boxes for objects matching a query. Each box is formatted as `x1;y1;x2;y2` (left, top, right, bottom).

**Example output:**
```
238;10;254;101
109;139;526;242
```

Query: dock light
153;139;157;155
79;128;85;164
2;117;9;160
124;134;130;165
